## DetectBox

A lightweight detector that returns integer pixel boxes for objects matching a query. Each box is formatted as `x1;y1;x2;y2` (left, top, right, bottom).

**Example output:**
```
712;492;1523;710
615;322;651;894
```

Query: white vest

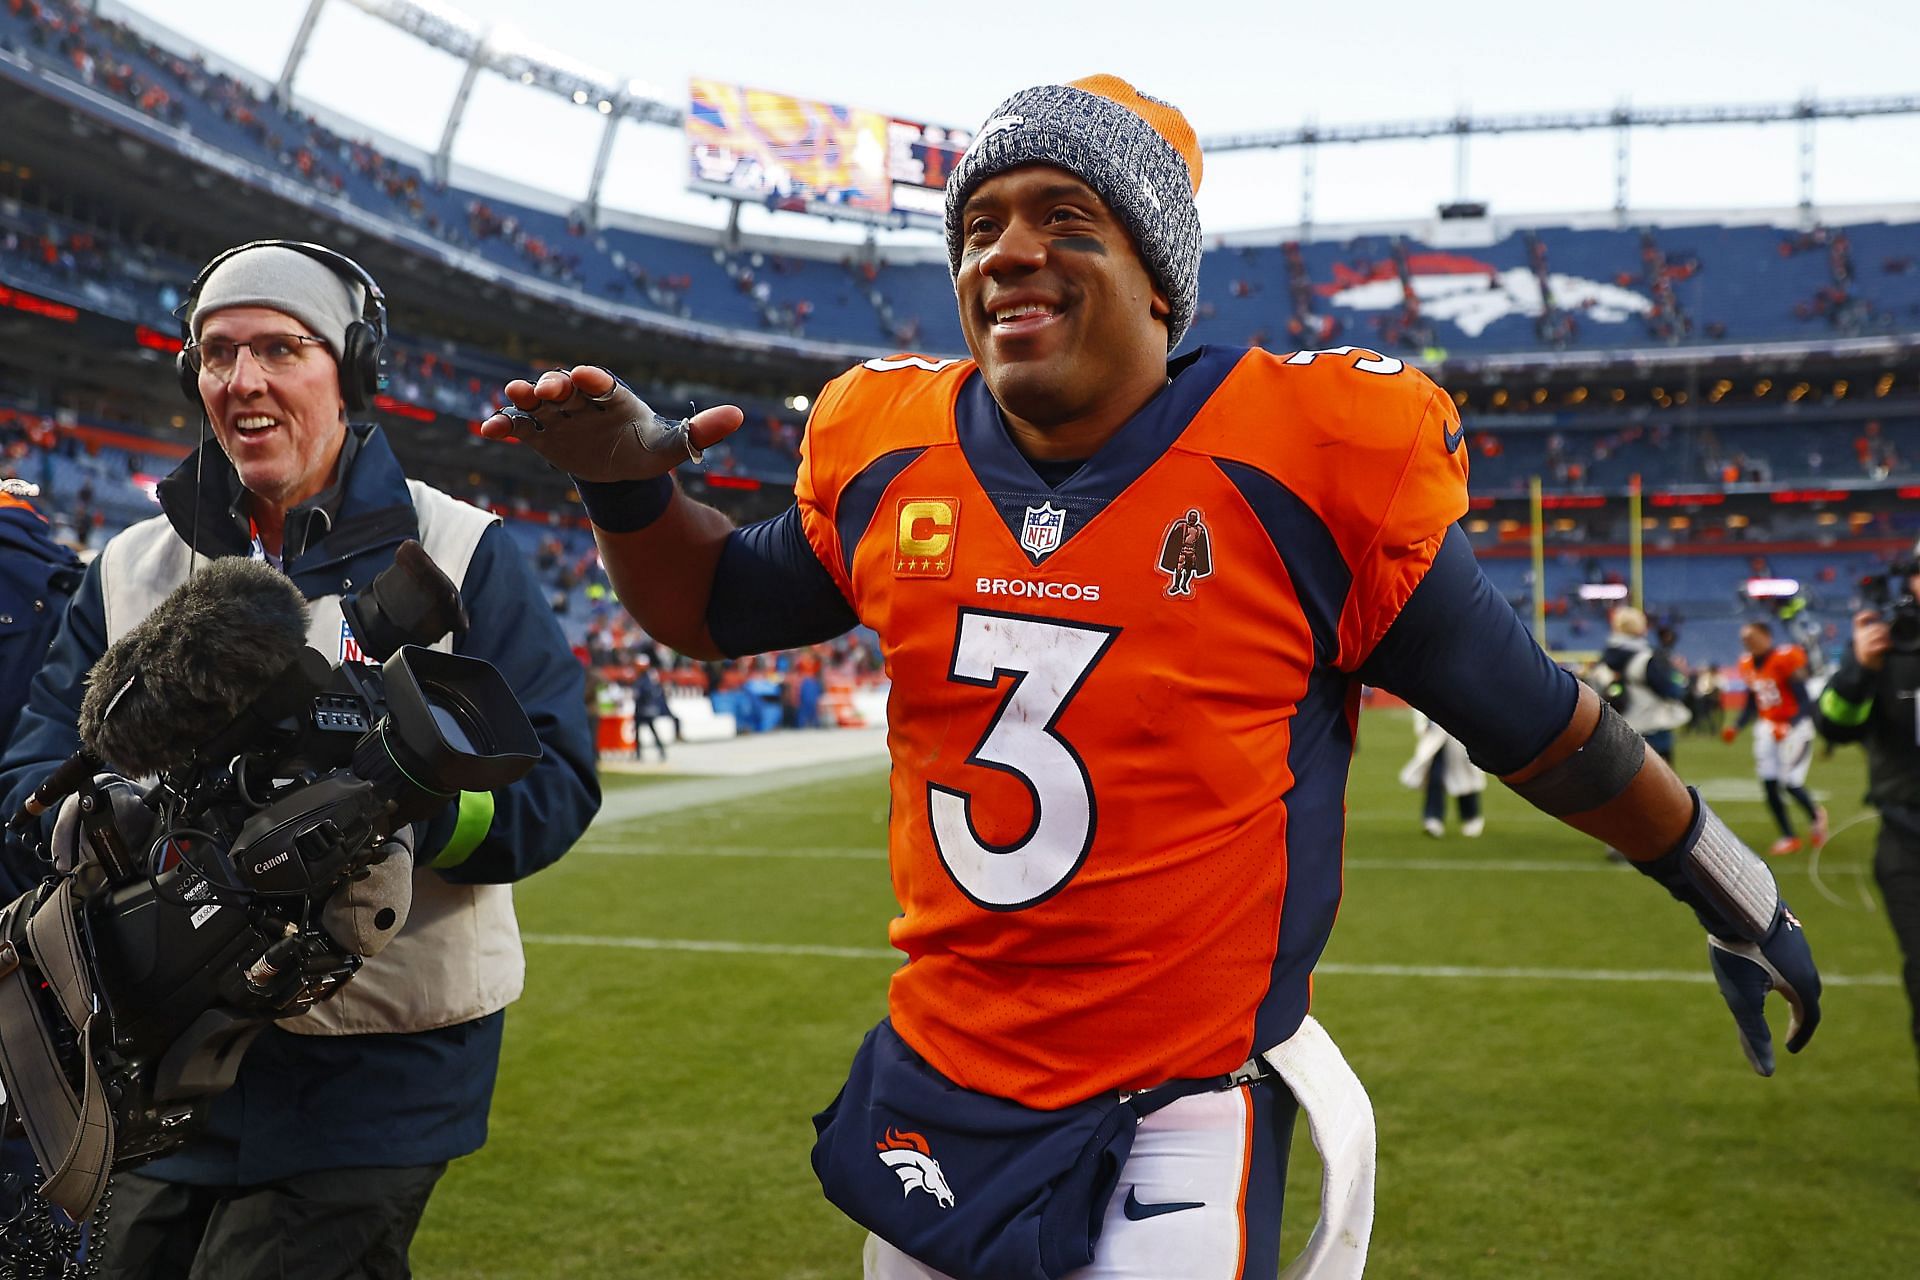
95;481;522;1035
1609;646;1693;735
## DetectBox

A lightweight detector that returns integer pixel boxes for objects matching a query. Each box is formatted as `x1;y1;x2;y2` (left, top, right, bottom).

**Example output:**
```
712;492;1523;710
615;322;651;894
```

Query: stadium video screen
686;79;968;227
887;118;972;219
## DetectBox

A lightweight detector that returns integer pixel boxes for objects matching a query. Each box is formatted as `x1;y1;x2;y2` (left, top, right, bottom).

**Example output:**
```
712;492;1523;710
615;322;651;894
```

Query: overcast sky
113;0;1920;243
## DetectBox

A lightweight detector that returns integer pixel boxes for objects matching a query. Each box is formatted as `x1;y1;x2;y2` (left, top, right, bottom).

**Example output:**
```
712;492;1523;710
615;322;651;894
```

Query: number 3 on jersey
929;609;1120;910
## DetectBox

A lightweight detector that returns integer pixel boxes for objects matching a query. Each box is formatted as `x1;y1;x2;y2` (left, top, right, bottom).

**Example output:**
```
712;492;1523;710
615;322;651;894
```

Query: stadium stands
7;0;1917;361
3;0;1918;687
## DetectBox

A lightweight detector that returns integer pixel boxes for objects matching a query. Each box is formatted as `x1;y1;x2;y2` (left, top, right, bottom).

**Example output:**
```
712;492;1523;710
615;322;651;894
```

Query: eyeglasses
184;333;328;379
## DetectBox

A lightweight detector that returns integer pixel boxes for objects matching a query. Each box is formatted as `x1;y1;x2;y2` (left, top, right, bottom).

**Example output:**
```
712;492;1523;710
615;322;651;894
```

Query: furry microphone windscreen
79;558;312;776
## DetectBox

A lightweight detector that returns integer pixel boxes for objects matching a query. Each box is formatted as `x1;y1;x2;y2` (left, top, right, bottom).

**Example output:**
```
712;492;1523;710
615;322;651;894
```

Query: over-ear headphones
175;240;388;415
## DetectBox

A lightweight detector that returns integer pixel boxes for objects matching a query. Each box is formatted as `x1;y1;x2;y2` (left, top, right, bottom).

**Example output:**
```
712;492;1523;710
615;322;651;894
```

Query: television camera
1859;555;1920;656
0;543;538;1268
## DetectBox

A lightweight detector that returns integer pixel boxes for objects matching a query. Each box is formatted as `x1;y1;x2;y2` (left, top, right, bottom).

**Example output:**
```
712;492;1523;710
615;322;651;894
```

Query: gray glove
319;828;414;958
493;372;702;483
49;775;151;874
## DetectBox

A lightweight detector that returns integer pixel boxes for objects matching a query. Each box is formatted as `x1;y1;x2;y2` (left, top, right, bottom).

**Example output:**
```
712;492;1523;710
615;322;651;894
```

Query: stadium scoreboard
686;78;970;228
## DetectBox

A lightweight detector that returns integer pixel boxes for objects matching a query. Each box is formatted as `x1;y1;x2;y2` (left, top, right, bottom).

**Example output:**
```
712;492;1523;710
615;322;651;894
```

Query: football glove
1633;788;1822;1076
1706;904;1820;1077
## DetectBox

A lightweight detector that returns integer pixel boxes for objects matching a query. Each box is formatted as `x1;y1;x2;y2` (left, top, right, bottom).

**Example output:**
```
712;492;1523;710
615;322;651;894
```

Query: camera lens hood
376;646;541;794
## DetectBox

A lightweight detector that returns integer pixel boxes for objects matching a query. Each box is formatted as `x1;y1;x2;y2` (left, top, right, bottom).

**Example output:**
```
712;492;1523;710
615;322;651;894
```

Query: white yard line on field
566;843;1872;876
520;933;1898;986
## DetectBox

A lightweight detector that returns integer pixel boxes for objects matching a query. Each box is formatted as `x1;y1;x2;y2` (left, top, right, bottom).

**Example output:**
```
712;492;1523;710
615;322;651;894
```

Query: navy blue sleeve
706;506;860;658
1645;651;1687;702
0;558;105;899
421;523;601;885
1357;525;1580;776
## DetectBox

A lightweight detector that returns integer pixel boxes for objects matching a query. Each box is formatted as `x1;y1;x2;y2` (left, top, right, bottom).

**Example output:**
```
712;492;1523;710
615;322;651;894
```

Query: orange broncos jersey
796;345;1468;1108
1738;644;1809;730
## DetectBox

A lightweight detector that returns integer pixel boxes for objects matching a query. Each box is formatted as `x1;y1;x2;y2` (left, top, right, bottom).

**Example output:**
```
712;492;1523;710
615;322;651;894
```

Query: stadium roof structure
6;0;1914;384
216;0;1920;235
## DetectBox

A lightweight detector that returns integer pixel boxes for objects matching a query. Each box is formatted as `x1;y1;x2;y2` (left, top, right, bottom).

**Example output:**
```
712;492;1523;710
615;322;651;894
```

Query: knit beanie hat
945;74;1204;349
190;243;361;362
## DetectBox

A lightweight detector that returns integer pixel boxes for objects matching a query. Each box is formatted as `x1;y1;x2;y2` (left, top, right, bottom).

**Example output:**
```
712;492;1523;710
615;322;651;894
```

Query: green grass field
411;715;1919;1279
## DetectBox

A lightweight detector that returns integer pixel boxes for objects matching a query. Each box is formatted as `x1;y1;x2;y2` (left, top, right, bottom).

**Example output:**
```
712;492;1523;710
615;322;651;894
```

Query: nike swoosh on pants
1122;1186;1206;1220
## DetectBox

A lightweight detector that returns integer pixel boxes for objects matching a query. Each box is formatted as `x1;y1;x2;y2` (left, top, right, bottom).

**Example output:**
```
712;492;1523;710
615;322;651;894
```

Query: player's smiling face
197;305;349;512
955;165;1171;457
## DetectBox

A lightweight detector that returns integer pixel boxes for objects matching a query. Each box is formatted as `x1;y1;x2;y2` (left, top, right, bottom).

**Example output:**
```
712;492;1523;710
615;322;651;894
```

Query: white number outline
863;355;963;374
1283;344;1405;376
927;608;1120;911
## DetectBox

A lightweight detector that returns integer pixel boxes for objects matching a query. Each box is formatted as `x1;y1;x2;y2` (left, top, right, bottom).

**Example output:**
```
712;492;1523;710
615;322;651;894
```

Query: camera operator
1595;606;1691;764
0;241;599;1278
1813;551;1920;1089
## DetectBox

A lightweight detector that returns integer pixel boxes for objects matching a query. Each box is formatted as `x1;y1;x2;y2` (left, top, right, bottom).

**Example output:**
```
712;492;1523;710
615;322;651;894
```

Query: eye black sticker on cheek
1054;236;1108;256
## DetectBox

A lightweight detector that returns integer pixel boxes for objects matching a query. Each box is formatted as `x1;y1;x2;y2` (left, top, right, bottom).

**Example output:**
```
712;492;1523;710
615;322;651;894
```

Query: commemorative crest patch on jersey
1155;509;1214;598
1019;501;1066;561
895;498;957;578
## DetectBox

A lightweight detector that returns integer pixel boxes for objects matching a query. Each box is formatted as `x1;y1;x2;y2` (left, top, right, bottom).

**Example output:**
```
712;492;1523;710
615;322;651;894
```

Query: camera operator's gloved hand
49;774;151;874
1706;902;1821;1077
477;366;743;483
319;827;413;958
1852;608;1892;671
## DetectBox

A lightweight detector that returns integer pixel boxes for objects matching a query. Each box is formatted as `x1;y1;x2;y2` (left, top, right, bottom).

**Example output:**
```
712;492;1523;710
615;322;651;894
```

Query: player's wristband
1631;788;1780;943
573;474;674;533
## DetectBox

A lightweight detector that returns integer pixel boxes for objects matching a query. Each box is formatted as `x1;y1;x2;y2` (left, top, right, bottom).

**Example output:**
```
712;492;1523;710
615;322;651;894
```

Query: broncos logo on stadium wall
875;1127;956;1208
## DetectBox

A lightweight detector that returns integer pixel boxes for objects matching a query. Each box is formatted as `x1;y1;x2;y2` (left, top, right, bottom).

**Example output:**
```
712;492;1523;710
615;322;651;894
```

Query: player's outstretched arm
1505;682;1821;1077
479;366;745;657
1362;530;1820;1077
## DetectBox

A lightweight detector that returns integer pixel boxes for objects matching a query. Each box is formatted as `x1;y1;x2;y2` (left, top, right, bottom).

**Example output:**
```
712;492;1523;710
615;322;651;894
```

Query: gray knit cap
189;243;361;361
946;75;1204;349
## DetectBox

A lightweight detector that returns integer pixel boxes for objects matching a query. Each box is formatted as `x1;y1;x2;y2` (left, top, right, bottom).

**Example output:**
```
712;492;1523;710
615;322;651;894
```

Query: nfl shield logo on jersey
339;619;365;663
1019;501;1066;561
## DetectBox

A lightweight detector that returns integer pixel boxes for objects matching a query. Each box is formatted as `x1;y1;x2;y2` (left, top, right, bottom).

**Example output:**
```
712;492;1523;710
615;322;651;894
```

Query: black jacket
1812;649;1920;811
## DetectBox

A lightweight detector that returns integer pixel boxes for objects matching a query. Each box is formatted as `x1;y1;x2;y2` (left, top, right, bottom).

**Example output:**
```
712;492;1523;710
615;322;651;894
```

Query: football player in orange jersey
1725;620;1830;855
482;76;1822;1280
